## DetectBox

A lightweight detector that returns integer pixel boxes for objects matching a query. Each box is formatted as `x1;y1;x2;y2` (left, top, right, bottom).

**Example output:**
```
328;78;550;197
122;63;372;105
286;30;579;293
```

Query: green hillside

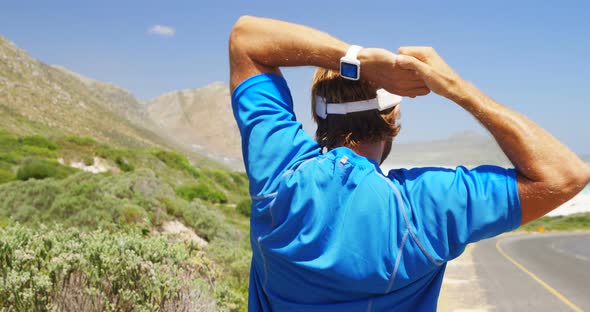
0;130;252;311
0;36;224;170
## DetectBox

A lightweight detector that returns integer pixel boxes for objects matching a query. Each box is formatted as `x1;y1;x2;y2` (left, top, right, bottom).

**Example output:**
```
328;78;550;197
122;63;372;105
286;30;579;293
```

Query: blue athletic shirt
231;73;522;312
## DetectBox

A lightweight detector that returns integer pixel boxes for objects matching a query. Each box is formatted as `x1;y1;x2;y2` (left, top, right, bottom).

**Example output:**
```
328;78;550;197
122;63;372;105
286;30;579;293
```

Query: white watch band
345;45;363;60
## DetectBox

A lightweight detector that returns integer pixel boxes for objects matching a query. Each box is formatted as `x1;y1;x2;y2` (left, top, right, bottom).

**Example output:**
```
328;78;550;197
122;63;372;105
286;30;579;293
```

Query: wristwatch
340;45;363;80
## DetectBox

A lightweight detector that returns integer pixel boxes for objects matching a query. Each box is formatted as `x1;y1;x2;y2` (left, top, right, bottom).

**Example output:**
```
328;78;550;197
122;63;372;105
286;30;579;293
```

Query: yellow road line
495;239;584;312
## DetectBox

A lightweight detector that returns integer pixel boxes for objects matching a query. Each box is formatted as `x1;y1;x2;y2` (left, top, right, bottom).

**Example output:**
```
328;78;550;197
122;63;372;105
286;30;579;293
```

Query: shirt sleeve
231;73;321;197
388;165;522;263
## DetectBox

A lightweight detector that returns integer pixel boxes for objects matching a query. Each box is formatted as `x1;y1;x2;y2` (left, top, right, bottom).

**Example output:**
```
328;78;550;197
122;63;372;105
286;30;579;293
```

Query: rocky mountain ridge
145;81;243;169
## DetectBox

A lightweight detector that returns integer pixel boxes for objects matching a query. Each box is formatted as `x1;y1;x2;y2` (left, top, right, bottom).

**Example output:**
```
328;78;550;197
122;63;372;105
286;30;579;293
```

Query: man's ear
393;104;401;122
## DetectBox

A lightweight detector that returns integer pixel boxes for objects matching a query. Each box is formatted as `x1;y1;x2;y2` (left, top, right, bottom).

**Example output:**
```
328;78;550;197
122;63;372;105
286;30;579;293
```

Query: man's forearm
453;82;590;209
229;16;428;96
230;16;347;70
229;16;347;90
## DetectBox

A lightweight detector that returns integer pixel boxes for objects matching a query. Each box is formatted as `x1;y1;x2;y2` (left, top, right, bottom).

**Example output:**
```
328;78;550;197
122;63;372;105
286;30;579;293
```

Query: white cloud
148;24;176;37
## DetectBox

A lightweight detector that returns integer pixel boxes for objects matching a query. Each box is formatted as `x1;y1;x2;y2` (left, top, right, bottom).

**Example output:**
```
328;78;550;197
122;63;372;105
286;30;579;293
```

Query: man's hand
395;47;464;101
359;48;430;97
396;45;590;225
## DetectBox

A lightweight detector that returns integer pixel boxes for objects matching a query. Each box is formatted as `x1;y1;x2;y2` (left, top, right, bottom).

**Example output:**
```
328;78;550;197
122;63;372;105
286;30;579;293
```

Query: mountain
146;82;243;169
384;131;512;168
50;65;151;125
0;35;166;149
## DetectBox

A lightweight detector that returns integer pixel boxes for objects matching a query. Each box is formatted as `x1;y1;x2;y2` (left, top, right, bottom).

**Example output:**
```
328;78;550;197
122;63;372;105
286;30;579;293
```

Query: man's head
311;68;401;164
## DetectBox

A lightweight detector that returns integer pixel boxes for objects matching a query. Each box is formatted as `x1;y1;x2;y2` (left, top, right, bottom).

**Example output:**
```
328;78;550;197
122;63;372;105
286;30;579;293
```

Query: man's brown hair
311;68;401;150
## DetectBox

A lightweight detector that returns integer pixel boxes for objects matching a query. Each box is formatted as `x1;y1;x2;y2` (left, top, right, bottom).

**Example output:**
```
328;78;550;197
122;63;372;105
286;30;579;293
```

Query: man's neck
349;141;384;165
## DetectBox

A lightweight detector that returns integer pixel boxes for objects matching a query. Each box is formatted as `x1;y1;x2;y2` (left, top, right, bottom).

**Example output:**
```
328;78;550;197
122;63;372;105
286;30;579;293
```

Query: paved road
473;232;590;311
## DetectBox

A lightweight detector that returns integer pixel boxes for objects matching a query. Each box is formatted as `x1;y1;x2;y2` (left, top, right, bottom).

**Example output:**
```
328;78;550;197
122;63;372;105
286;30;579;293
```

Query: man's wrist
357;48;392;80
448;79;479;108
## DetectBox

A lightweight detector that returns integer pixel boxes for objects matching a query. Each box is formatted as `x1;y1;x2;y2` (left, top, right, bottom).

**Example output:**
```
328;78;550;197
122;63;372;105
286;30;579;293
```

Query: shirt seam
374;168;443;266
386;229;409;293
251;192;278;201
256;236;269;290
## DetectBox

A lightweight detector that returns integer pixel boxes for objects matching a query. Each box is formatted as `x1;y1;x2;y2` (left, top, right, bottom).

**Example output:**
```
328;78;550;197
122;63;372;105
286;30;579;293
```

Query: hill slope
146;82;243;169
0;36;166;149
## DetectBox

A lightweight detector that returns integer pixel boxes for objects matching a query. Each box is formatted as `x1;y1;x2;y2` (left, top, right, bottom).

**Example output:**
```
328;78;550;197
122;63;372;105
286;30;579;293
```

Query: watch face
340;62;359;79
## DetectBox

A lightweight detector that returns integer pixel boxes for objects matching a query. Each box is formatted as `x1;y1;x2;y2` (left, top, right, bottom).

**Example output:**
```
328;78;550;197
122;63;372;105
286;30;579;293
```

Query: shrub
118;204;148;225
208;170;234;190
0;225;220;311
82;156;94;166
151;149;200;178
64;136;97;147
19;135;58;150
96;146;134;172
0;151;22;164
0;169;14;184
16;159;75;181
115;155;134;172
236;198;251;217
21;145;58;158
176;183;227;204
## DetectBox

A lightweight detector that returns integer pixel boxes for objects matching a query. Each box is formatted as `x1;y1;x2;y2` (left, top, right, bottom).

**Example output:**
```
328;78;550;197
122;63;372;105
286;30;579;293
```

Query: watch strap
344;45;363;60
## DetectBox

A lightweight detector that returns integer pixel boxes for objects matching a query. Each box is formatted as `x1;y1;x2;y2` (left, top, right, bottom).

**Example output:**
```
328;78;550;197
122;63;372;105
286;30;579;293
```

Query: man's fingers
395;79;426;90
396;55;431;76
395;68;423;81
396;87;430;97
407;87;430;97
397;46;434;62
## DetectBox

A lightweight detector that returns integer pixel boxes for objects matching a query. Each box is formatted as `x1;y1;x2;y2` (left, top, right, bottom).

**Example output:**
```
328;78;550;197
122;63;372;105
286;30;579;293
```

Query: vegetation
236;199;251;217
16;159;76;181
0;131;251;311
176;183;228;204
0;224;219;311
520;212;590;231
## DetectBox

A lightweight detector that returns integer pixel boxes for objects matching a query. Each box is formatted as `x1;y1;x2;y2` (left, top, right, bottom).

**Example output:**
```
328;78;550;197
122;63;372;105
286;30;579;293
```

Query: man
229;16;590;311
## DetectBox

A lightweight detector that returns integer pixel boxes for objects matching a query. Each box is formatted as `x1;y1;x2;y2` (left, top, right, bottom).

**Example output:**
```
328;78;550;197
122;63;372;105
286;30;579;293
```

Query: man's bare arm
396;47;590;224
229;16;429;96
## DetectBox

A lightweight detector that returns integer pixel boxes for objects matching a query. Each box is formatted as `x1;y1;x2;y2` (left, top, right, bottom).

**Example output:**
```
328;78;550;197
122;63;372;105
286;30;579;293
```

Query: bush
96;146;134;172
0;225;220;311
82;156;94;166
19;135;58;151
236;198;251;217
0;169;15;184
115;155;134;172
21;145;58;158
64;135;97;147
176;183;227;204
151;149;200;178
118;204;148;225
16;159;75;181
0;151;22;164
208;170;234;190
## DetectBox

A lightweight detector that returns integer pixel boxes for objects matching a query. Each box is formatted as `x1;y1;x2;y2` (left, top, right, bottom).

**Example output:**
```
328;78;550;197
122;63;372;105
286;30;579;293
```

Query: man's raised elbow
557;164;590;197
229;16;256;51
583;164;590;186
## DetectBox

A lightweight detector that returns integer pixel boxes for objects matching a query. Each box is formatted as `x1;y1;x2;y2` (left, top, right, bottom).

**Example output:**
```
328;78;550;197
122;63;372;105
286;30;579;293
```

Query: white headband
315;89;402;119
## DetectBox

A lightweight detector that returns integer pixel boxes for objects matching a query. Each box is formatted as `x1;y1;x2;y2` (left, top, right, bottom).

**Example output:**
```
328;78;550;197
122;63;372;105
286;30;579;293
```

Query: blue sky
1;0;589;154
